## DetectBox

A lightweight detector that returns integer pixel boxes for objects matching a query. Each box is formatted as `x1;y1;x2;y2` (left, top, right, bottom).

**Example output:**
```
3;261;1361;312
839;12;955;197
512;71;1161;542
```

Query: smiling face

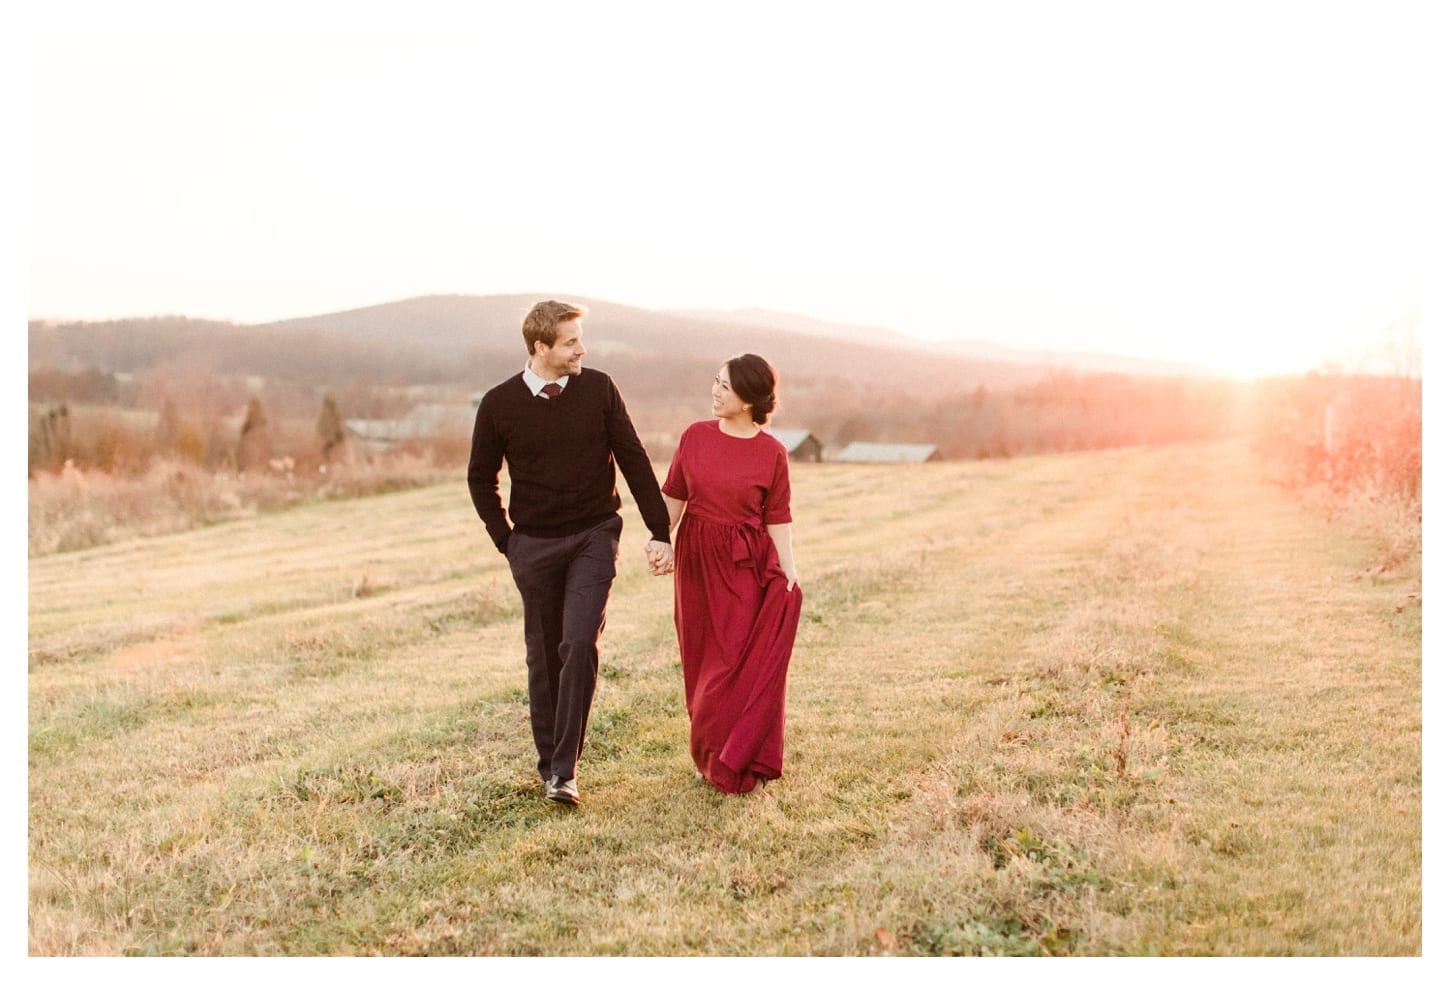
531;319;587;380
711;364;752;422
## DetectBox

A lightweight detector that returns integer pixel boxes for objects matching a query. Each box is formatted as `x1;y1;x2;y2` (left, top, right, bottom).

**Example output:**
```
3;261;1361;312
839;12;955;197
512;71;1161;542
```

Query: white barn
768;428;824;463
834;442;941;464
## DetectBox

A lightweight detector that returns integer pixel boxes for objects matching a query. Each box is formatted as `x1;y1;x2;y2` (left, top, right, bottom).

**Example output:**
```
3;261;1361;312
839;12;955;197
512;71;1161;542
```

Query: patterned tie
541;382;563;399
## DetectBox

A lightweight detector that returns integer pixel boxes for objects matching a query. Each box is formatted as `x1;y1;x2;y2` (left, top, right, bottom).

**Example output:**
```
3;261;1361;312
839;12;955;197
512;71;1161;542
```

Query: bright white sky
20;1;1440;376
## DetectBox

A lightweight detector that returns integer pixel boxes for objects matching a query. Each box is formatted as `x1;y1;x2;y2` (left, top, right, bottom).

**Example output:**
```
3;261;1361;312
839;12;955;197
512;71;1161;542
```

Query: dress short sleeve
661;425;692;500
762;445;792;525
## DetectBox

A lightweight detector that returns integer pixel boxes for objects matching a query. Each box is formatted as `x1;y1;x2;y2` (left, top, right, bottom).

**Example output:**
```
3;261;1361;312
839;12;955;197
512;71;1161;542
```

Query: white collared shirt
522;363;569;398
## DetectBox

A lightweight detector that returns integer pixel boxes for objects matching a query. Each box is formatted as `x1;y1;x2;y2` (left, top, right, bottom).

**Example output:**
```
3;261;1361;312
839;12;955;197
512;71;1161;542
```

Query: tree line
31;361;1248;477
28;339;1421;522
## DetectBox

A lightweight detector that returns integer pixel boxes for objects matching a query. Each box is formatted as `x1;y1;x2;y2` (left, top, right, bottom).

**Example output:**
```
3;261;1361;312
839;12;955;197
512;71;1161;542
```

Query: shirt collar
522;363;569;397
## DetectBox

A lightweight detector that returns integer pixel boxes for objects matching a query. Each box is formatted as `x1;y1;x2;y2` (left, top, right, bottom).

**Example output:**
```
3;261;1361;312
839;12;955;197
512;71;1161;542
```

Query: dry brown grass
27;438;1421;955
26;454;460;557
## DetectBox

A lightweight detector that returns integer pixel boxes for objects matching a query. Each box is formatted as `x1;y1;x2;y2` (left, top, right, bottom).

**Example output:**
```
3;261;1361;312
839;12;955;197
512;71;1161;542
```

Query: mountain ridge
29;294;1052;393
670;305;1217;378
27;293;1248;464
31;293;1217;383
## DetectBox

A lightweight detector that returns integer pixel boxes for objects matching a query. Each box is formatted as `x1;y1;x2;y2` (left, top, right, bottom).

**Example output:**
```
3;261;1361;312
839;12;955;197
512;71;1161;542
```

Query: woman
660;353;803;795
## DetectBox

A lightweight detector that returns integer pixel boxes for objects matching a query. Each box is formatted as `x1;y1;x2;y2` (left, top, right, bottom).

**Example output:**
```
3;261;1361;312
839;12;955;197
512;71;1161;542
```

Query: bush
1252;372;1420;574
1253;373;1421;501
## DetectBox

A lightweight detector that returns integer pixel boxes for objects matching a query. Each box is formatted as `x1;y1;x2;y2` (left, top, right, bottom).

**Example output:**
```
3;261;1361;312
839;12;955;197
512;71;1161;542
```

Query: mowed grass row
27;438;1421;955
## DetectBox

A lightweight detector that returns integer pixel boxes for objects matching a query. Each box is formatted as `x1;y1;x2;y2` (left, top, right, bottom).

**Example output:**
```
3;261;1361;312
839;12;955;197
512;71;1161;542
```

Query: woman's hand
645;540;674;576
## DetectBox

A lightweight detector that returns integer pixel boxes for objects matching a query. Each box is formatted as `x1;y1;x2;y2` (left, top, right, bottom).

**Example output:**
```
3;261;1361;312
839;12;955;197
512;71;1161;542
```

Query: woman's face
711;365;752;421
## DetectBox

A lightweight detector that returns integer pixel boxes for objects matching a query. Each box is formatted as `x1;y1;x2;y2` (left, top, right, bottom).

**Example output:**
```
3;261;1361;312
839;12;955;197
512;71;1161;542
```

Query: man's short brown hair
522;300;586;355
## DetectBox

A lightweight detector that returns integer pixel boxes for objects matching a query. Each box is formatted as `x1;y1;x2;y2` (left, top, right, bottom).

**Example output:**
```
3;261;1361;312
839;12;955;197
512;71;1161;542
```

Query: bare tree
156;398;181;454
237;396;271;472
29;404;72;473
316;390;347;468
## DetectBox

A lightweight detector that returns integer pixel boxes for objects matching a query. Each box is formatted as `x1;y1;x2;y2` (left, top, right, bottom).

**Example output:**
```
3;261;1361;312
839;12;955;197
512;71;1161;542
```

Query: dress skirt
674;513;803;794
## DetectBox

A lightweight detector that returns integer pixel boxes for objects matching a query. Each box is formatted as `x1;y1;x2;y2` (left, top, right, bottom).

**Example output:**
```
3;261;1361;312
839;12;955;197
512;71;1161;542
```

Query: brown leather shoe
545;775;580;806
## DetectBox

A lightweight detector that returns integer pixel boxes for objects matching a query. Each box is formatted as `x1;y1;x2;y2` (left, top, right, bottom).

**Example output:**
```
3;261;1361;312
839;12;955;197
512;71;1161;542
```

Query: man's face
535;320;587;378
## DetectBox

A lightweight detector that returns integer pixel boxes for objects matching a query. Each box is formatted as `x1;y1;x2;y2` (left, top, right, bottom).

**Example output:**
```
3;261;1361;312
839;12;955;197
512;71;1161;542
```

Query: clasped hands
645;539;674;576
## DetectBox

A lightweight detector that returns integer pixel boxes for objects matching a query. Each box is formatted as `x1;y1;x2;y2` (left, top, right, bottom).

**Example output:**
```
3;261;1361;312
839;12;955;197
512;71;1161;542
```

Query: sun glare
1210;341;1322;380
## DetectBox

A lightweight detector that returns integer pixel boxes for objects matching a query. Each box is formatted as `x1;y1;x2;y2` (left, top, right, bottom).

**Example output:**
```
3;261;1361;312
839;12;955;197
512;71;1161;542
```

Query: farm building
345;403;474;453
768;428;824;463
834;441;941;463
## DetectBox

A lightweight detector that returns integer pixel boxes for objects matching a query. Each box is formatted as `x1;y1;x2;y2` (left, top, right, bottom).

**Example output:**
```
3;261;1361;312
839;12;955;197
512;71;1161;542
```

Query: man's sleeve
466;399;511;554
604;379;672;544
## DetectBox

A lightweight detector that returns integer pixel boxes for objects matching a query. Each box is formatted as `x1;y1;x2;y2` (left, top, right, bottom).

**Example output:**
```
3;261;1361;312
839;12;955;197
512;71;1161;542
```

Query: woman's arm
766;522;798;592
665;494;686;534
646;494;688;575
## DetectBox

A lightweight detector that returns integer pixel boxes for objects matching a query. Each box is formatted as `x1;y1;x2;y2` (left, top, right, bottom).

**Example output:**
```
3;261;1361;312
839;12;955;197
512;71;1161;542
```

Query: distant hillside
28;294;1051;396
28;294;1249;466
35;293;1208;393
669;307;915;347
674;306;1217;378
256;294;1061;391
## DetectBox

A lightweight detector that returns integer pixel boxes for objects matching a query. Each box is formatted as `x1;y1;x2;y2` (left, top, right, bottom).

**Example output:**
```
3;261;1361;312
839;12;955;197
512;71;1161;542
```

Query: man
468;300;673;806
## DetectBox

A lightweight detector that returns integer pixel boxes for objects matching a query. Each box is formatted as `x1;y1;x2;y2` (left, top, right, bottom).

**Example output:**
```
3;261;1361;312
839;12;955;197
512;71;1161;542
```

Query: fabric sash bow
731;520;775;587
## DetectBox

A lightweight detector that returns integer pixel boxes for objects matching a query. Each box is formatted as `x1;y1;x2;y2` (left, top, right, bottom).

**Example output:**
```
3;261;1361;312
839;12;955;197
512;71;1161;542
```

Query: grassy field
26;438;1422;956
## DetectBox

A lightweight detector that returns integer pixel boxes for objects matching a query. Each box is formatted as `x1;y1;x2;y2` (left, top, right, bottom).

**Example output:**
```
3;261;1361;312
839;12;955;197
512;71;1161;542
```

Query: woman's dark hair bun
726;353;780;425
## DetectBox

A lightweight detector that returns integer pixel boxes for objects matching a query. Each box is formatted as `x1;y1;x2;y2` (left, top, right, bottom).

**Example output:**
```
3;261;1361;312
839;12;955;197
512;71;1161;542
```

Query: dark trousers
505;514;622;782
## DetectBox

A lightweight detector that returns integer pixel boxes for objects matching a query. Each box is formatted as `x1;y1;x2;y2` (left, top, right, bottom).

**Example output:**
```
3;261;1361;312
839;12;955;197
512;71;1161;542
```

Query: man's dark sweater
467;367;671;555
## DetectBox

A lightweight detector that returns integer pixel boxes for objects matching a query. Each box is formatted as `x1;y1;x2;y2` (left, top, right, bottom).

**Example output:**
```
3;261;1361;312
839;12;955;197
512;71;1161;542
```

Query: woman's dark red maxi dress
662;421;804;794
